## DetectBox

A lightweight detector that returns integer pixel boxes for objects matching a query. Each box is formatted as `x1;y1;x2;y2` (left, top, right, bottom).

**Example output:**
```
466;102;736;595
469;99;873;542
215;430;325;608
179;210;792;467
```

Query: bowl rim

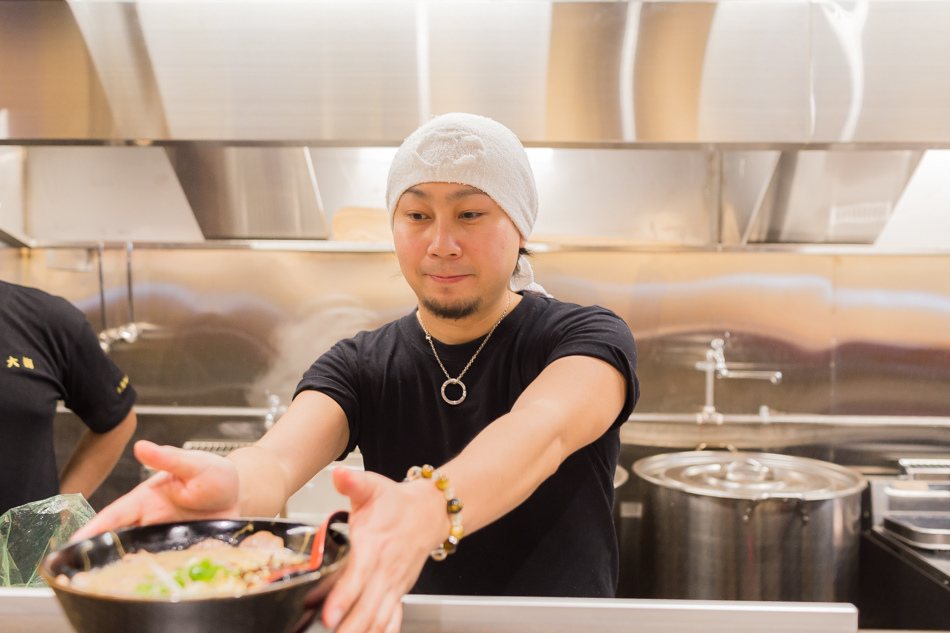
39;517;349;603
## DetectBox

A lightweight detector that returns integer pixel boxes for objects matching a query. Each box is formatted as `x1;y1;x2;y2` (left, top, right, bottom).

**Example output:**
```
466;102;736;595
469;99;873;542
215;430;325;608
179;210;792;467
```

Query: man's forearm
226;390;352;518
226;445;296;518
439;406;567;535
439;355;627;537
59;410;138;499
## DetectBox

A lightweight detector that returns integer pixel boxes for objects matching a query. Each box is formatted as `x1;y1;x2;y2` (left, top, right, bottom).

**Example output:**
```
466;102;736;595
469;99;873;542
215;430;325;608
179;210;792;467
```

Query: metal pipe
126;240;134;323
718;368;783;384
96;242;107;333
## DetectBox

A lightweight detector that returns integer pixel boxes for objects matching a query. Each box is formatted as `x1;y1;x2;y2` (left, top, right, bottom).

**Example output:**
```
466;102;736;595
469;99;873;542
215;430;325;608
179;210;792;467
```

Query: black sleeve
294;336;362;459
60;307;137;434
545;306;640;427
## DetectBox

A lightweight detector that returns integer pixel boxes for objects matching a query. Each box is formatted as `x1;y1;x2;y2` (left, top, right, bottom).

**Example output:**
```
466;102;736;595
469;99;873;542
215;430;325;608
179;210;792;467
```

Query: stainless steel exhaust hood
1;0;940;144
166;146;328;240
0;1;948;250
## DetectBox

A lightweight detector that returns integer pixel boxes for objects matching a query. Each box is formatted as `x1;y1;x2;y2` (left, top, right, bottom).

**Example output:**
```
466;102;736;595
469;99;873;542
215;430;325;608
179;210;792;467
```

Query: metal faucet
694;337;782;424
98;322;142;352
97;241;154;352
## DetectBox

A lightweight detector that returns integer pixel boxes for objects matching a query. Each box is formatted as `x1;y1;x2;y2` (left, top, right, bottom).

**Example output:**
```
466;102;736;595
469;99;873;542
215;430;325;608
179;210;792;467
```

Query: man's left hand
322;467;447;633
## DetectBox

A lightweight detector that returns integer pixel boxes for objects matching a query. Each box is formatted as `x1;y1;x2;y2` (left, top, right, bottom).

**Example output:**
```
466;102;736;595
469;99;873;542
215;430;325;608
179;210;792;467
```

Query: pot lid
633;451;867;500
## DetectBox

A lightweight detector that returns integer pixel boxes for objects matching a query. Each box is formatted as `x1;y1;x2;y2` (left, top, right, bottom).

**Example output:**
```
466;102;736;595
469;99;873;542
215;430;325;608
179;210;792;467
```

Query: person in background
0;279;137;516
75;113;639;633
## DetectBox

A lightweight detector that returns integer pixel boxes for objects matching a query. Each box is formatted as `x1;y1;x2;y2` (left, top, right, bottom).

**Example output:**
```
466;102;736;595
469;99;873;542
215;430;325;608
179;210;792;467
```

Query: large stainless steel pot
633;451;866;603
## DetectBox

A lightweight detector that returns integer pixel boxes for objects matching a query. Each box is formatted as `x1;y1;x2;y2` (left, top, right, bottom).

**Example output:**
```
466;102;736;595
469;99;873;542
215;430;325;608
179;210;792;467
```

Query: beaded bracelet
404;464;464;561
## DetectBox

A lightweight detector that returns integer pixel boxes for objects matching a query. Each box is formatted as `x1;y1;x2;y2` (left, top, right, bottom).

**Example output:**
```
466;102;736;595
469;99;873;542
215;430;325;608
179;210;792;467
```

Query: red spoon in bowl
266;510;348;584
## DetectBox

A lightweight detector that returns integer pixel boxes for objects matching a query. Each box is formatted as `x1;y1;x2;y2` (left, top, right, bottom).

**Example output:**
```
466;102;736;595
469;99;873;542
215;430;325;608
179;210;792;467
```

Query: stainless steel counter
0;589;65;633
0;588;861;633
398;595;858;633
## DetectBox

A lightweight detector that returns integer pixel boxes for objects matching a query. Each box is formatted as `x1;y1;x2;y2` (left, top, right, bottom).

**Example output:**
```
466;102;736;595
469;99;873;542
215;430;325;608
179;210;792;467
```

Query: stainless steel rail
400;595;858;633
21;239;950;256
56;404;271;418
626;413;950;428
55;403;950;427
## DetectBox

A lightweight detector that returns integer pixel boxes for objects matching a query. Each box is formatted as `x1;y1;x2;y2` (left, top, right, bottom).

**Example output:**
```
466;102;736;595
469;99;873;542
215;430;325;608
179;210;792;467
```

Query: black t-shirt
296;292;639;597
0;281;137;515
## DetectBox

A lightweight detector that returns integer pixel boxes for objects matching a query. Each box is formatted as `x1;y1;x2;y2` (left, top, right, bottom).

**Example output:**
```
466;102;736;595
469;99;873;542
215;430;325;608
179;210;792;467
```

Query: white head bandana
386;113;549;296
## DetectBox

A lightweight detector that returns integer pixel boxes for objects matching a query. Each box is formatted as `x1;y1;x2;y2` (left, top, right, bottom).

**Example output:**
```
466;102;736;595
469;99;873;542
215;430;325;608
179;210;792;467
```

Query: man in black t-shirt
78;113;639;633
0;280;138;516
296;291;635;598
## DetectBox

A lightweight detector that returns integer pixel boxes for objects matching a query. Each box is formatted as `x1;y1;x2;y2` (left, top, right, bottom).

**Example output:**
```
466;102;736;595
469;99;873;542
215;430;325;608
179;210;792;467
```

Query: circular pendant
441;378;467;405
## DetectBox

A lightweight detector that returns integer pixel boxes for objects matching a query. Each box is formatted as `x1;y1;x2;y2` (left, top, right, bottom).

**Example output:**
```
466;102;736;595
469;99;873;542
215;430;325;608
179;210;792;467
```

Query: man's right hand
72;439;241;541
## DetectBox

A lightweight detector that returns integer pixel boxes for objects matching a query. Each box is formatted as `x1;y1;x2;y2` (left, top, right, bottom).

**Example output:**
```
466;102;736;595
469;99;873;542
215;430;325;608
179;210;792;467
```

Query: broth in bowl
40;518;349;633
60;531;307;600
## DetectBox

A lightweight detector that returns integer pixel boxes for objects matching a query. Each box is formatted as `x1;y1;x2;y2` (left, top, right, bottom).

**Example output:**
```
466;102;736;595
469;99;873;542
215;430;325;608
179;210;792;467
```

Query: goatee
421;296;481;321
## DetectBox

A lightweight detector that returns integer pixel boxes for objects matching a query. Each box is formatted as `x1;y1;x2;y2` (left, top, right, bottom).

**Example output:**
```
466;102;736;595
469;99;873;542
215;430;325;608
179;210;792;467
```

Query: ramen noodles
58;531;308;600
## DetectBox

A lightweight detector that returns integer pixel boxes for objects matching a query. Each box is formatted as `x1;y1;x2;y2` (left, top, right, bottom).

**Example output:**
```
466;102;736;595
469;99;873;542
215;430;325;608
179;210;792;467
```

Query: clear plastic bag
0;494;96;587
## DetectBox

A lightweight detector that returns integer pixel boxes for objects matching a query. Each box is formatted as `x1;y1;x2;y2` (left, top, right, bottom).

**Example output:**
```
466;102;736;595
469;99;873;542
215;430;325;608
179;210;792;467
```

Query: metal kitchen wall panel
3;0;949;143
25;147;205;244
6;244;950;511
6;247;949;418
0;1;115;140
68;1;170;140
537;250;837;416
83;1;422;141
166;146;329;240
696;1;811;143
309;146;715;246
107;248;416;406
426;2;552;138
7;143;936;249
875;151;950;252
733;150;921;245
811;0;950;143
545;2;632;142
719;151;781;246
832;255;950;416
307;147;397;237
528;148;713;245
0;147;25;246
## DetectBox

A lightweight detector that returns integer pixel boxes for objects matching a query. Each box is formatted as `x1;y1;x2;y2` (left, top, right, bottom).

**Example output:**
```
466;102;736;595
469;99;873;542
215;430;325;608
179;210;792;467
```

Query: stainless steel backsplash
3;245;948;417
4;244;947;508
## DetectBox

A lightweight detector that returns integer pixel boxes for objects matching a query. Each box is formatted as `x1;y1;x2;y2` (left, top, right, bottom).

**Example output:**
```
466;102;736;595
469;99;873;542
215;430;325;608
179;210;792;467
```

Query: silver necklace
417;295;511;405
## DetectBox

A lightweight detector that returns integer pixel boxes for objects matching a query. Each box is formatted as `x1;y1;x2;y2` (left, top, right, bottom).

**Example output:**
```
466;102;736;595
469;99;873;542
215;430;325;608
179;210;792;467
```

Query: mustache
423;270;473;277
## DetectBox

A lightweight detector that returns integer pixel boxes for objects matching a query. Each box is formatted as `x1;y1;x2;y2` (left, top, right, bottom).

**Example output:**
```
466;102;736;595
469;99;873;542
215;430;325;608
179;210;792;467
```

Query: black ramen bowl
40;517;349;633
